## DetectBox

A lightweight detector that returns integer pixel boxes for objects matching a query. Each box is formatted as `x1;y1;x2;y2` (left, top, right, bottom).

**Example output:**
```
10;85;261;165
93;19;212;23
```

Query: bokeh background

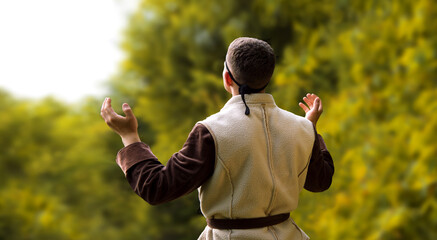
1;0;437;239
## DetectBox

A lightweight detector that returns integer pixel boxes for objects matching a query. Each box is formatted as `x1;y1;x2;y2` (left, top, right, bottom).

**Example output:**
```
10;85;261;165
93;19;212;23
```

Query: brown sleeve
115;123;215;205
304;126;334;192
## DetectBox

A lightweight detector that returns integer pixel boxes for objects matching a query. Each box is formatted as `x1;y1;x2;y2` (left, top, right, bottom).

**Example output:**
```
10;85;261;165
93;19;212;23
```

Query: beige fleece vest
197;94;315;240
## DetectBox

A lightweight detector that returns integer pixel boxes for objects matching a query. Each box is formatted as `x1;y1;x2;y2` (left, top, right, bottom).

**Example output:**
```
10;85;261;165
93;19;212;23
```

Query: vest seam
198;122;219;170
268;226;279;240
297;153;311;178
297;128;315;178
198;122;234;219
290;218;306;239
216;155;234;219
262;104;276;214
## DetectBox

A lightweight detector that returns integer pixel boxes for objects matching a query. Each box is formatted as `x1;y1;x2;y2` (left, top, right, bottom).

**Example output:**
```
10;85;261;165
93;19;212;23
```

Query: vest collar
223;93;276;109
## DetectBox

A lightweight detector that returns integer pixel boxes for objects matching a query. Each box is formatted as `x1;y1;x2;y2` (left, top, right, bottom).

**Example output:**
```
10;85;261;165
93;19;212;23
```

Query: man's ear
224;71;233;87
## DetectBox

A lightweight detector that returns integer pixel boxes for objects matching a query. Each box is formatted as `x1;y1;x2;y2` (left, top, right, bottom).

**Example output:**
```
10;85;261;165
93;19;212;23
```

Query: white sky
0;0;139;103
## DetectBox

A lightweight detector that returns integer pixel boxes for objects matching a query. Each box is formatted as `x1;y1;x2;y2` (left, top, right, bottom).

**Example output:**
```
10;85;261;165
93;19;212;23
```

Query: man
101;37;334;239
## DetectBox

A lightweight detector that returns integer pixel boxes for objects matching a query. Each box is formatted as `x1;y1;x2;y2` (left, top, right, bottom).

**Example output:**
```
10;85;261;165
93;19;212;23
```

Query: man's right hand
299;93;323;127
100;97;141;147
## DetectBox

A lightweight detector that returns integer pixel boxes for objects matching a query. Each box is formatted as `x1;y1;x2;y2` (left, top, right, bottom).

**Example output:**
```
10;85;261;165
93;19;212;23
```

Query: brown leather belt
206;213;290;229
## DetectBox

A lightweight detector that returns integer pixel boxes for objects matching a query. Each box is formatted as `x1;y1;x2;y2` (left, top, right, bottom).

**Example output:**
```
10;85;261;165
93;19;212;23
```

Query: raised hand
100;97;140;146
299;93;323;127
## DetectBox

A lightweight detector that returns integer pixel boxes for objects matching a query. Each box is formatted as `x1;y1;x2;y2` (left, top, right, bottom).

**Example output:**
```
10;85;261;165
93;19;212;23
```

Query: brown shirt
116;123;334;205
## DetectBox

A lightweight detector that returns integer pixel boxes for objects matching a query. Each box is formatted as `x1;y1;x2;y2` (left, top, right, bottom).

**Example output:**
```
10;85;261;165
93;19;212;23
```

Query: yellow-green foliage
1;0;436;239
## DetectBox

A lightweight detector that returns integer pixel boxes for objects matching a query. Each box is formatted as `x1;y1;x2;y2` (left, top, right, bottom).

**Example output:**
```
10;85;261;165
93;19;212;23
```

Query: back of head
226;37;275;89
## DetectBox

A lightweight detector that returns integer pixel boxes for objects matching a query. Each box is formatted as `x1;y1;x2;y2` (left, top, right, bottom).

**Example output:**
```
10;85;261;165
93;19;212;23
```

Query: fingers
122;103;135;119
300;93;323;112
303;96;313;108
101;97;119;122
100;98;109;118
303;93;321;107
101;98;106;113
307;93;319;103
101;97;137;122
299;102;309;113
303;93;316;110
106;97;112;107
316;97;323;112
313;97;320;112
106;98;118;116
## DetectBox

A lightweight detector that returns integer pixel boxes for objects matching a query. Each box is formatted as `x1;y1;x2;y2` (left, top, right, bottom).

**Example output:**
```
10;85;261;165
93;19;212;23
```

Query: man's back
198;93;314;240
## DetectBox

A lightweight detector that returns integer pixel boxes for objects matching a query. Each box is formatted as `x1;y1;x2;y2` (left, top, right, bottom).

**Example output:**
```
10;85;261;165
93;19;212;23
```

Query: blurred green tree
112;0;437;239
1;0;436;239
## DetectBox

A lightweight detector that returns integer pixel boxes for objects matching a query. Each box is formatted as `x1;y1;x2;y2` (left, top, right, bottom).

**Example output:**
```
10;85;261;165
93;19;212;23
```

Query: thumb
122;103;135;118
313;98;320;110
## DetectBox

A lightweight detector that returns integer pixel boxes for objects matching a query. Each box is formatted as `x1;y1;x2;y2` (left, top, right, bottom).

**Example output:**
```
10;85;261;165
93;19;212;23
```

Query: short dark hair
226;37;275;89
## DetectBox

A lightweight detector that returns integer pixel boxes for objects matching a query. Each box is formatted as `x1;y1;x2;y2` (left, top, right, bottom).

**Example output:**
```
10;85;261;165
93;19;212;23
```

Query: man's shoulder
197;110;226;128
274;106;311;123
